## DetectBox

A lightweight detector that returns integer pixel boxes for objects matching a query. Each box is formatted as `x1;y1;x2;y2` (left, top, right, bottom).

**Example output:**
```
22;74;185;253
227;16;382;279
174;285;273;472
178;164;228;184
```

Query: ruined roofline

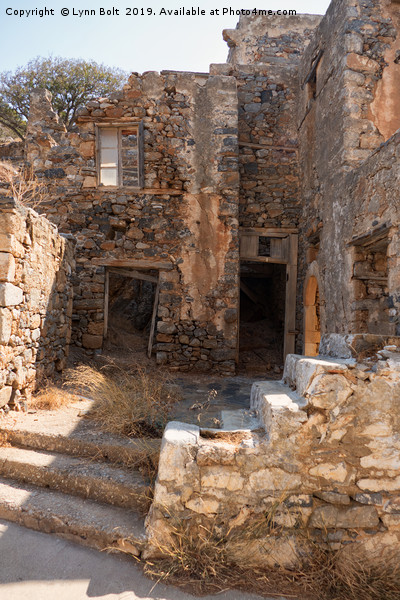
160;70;209;77
224;11;323;44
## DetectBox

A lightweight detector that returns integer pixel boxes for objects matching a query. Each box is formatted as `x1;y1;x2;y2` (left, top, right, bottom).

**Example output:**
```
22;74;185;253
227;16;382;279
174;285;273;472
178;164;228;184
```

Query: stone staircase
0;401;162;556
0;353;362;557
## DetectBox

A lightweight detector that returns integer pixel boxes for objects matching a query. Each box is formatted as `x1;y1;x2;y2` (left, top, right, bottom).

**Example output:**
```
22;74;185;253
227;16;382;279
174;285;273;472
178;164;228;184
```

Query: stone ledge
250;380;307;439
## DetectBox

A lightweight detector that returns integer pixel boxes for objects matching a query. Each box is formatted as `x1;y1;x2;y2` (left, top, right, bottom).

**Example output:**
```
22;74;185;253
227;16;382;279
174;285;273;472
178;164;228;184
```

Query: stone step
250;380;307;436
0;427;160;471
0;477;146;557
0;401;161;469
0;446;151;513
220;409;262;431
283;354;354;396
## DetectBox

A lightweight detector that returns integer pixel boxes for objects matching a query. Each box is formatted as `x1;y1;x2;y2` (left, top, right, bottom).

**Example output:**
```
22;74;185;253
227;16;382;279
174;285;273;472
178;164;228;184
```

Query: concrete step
0;477;146;557
283;354;354;396
0;400;161;469
250;380;307;435
0;446;151;513
220;409;262;431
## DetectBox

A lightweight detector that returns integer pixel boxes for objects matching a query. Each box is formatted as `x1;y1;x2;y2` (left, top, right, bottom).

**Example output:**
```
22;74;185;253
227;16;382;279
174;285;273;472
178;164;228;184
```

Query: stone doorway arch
304;263;321;356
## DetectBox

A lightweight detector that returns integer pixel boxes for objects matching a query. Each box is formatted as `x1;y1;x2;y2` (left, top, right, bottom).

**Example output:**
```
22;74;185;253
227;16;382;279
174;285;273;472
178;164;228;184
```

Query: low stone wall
146;345;400;565
0;196;74;407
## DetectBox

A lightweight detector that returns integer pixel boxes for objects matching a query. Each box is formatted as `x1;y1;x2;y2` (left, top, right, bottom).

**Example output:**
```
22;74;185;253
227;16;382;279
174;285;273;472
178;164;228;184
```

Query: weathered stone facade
147;339;400;565
0;196;74;406
25;76;240;374
298;0;400;349
1;0;399;569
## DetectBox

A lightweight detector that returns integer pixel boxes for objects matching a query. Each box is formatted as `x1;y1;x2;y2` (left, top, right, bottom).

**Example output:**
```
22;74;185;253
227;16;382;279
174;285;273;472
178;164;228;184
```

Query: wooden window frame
96;121;144;189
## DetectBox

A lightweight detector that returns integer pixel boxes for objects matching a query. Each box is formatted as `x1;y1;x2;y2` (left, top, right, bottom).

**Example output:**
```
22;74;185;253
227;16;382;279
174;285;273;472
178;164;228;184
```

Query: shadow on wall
0;196;75;409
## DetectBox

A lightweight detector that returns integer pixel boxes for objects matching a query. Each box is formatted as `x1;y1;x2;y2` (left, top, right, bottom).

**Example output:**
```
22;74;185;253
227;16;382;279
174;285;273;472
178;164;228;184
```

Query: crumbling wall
0;142;25;169
25;74;239;374
147;346;400;566
223;13;322;65
212;63;300;230
298;0;400;345
220;15;321;231
0;196;74;407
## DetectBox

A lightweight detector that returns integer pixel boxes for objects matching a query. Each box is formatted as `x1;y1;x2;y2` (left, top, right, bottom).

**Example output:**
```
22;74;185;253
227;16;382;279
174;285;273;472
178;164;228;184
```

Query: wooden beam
347;223;390;247
283;234;298;358
92;259;173;270
104;269;109;339
239;141;298;153
240;280;260;306
241;256;288;265
108;268;158;283
303;49;324;87
240;227;298;235
240;280;268;318
148;278;160;358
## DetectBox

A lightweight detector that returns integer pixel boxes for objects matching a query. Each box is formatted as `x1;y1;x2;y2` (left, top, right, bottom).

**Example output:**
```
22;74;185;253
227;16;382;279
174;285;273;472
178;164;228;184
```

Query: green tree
0;56;127;140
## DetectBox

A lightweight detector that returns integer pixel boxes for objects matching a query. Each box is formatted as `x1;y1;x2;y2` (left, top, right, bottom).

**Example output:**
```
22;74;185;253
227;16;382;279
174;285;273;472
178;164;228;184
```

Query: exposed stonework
147;345;400;566
0;196;74;405
25;75;240;374
298;0;400;349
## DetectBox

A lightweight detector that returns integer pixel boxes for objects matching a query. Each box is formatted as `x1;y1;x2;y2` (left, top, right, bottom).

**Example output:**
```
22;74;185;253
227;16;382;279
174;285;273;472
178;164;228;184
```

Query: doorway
104;268;159;357
239;262;286;375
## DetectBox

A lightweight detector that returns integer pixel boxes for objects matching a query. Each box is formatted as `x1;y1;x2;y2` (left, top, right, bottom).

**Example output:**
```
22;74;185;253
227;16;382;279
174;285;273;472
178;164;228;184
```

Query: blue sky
0;1;331;74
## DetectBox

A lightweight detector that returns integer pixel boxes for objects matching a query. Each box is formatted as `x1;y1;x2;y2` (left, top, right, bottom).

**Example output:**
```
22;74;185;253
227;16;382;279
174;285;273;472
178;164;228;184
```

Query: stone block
82;176;96;188
185;496;220;515
0;308;12;344
87;321;105;335
156;421;200;487
314;491;351;505
157;321;177;334
346;53;380;74
0;253;15;282
357;476;400;492
354;493;383;506
82;334;103;349
309;462;349;483
0;283;23;307
201;468;244;491
0;386;13;408
249;468;301;493
309;505;379;529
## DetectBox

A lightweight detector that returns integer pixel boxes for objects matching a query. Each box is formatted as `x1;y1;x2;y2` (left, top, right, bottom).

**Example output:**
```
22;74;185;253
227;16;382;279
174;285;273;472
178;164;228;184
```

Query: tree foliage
0;56;127;140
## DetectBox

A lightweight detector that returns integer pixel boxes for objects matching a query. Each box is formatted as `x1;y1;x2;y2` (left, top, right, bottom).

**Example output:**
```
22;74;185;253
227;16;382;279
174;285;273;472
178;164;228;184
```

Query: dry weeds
65;363;180;438
0;160;48;207
31;382;78;410
143;512;400;600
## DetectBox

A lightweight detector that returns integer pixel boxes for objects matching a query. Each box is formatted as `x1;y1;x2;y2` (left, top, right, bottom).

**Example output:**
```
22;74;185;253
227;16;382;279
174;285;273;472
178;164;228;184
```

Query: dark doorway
239;262;286;375
105;270;158;355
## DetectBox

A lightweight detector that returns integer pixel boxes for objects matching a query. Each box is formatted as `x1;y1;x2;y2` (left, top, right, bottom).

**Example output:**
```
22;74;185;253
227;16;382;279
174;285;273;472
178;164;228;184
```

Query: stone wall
298;0;400;347
223;13;322;66
211;62;301;231
203;14;322;232
0;196;74;407
25;74;240;374
0;142;25;169
147;346;400;566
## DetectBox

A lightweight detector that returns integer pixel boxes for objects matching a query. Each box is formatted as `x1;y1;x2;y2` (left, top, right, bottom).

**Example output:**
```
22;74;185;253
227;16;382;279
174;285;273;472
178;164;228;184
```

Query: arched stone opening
304;270;321;356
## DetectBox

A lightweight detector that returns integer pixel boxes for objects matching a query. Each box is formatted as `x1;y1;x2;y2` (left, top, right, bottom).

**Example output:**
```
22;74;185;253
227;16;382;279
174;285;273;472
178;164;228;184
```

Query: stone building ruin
0;0;400;570
0;0;397;389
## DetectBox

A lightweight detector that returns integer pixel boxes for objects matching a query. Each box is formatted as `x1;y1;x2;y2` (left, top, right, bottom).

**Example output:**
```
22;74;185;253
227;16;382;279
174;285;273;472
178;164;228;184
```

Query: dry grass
0;160;48;207
31;382;78;410
65;363;180;438
300;544;400;600
143;512;400;600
